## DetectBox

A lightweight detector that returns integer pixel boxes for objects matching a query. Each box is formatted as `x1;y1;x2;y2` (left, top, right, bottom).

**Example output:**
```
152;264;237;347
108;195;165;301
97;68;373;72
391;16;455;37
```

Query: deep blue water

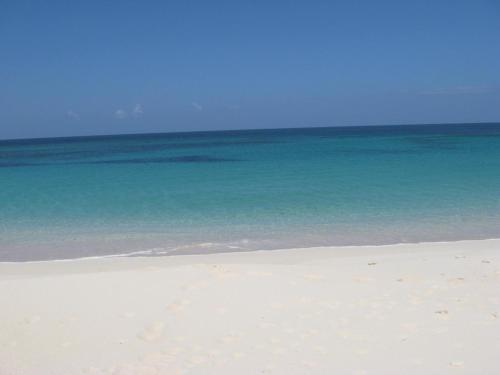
1;123;500;261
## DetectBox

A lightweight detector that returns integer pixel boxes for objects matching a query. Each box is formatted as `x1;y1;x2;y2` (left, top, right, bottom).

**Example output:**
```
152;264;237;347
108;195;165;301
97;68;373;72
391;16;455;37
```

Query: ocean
1;123;500;261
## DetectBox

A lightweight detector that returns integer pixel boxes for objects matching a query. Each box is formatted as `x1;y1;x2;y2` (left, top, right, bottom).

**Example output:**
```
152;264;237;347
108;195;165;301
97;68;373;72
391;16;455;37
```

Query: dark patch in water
0;139;274;162
85;155;242;164
315;123;500;139
346;148;420;155
401;136;462;150
0;162;42;168
0;155;242;168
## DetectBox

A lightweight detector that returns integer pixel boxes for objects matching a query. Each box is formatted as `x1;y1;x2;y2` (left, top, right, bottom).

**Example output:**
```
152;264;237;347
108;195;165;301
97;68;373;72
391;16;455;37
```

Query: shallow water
1;123;500;261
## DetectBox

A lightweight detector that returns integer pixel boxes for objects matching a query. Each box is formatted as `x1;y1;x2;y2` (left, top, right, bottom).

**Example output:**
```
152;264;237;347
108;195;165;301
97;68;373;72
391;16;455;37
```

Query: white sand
1;239;500;375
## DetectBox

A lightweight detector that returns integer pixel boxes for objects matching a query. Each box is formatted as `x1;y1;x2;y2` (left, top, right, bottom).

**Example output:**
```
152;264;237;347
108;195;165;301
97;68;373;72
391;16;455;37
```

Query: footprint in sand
339;317;351;326
410;297;423;305
409;358;424;366
319;301;340;310
189;355;207;365
303;273;325;281
314;345;328;355
301;360;318;368
246;270;273;277
401;323;419;333
208;265;240;279
270;302;285;310
232;352;245;359
435;309;448;315
215;358;229;367
298;297;313;304
220;333;239;344
435;310;449;320
433;327;449;334
166;299;190;314
307;328;320;336
208;349;222;357
355;349;369;356
163;347;184;356
121;312;136;319
24;315;41;324
138;322;165;342
448;277;465;284
263;364;277;372
336;329;353;339
215;307;229;315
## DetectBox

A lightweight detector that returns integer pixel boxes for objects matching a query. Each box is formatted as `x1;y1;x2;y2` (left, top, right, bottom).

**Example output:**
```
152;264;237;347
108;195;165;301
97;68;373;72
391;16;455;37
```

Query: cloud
114;105;144;119
114;109;127;119
66;110;80;120
192;102;203;111
419;85;493;96
132;104;144;117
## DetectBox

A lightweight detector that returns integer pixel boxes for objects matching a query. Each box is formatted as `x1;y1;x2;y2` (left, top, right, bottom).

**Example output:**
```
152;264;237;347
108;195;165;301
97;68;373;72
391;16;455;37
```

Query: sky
1;0;499;139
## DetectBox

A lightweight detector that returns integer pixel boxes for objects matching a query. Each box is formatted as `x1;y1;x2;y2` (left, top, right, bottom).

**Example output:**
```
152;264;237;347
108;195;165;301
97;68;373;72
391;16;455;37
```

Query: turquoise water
1;123;500;261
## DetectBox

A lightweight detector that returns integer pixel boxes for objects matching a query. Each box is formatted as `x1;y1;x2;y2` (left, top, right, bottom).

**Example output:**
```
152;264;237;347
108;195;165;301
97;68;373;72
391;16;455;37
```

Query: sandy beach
1;239;499;375
3;0;499;373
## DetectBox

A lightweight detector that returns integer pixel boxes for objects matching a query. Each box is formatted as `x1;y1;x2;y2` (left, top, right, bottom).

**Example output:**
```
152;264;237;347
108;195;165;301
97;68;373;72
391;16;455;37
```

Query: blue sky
1;0;499;139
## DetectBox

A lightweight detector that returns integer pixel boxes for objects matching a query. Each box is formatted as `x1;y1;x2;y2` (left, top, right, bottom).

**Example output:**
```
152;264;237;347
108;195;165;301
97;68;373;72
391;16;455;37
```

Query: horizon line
1;121;499;143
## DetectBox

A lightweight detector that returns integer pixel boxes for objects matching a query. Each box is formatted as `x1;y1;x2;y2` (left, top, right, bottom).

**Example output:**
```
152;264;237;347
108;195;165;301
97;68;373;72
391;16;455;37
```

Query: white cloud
114;105;144;119
132;103;144;117
192;102;203;111
66;110;80;120
114;109;127;119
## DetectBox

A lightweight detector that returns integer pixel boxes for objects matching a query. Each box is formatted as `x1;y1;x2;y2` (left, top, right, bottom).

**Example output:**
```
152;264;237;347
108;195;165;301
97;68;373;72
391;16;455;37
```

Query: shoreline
2;236;500;265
